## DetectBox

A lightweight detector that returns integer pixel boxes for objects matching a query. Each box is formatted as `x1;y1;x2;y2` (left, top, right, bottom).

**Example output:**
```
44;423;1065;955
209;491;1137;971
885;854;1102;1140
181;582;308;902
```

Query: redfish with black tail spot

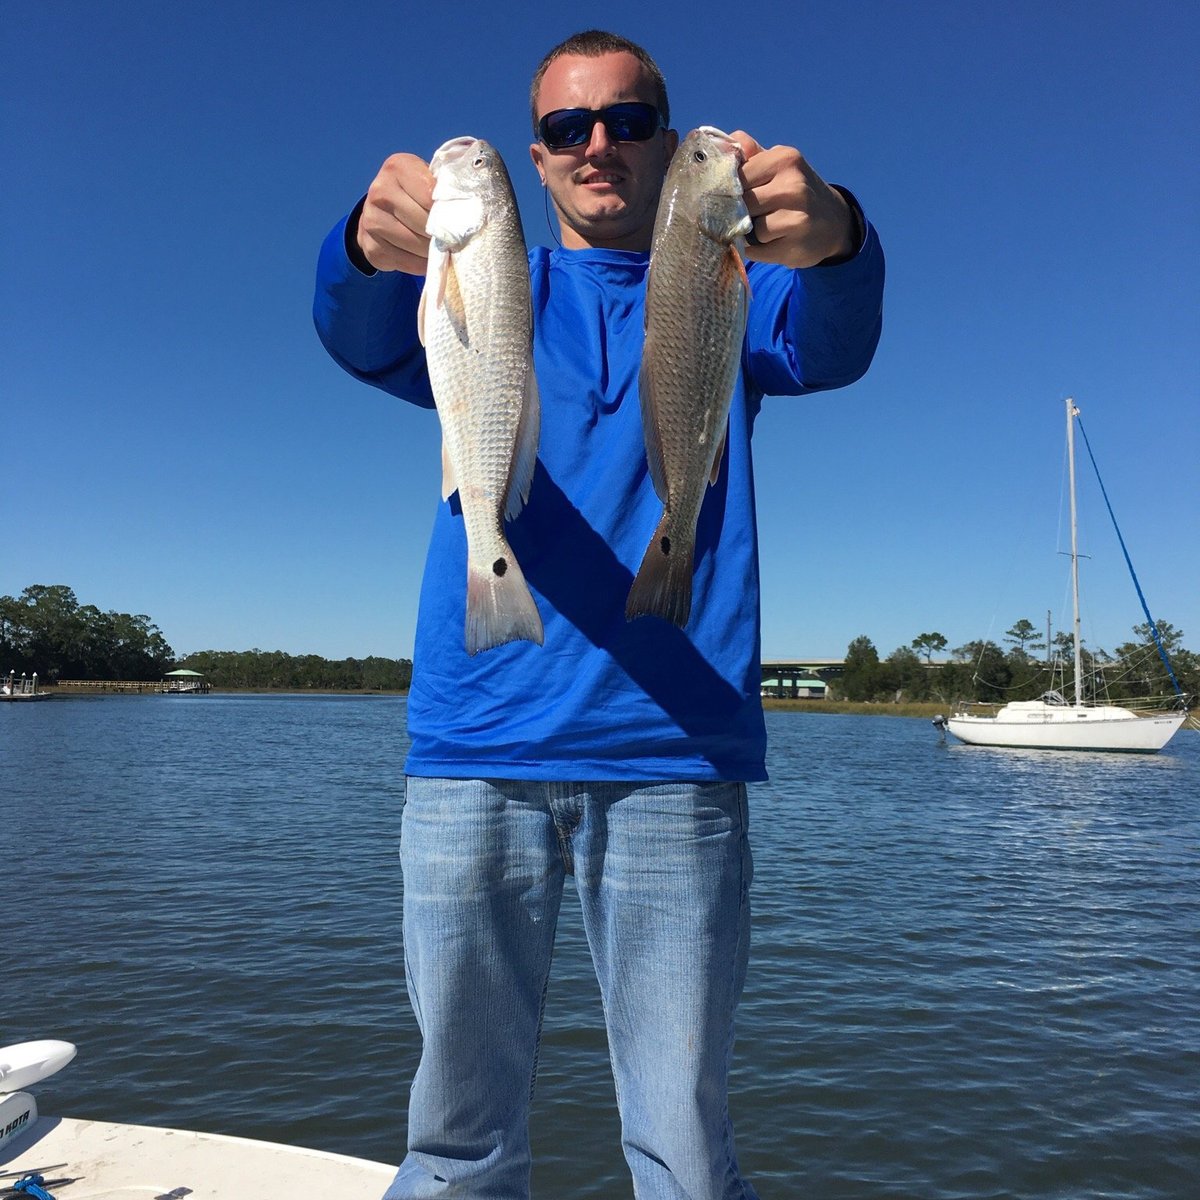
419;136;543;655
626;126;752;628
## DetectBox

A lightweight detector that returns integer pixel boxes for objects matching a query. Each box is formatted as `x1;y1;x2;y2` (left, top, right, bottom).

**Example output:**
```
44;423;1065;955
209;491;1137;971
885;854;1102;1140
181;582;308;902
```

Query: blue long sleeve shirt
314;213;883;780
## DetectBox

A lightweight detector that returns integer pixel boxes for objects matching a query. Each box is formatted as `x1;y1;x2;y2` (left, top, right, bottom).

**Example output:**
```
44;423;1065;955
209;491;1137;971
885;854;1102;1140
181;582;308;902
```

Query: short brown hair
529;30;670;132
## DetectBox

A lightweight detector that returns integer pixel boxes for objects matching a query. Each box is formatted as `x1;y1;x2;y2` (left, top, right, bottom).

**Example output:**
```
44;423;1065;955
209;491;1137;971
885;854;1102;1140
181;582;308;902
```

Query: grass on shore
761;698;949;719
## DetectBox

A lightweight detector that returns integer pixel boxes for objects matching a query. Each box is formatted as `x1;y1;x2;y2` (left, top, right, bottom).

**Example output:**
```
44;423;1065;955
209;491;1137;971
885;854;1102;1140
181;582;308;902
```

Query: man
314;29;883;1200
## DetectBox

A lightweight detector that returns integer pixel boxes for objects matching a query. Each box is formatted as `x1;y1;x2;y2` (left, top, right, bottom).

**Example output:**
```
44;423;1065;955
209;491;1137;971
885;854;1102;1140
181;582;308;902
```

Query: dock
54;677;211;695
1;672;57;701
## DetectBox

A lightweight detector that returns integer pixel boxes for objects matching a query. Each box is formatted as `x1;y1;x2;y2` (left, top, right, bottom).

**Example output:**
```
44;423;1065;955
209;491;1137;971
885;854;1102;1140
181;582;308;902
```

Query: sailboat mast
1066;396;1083;707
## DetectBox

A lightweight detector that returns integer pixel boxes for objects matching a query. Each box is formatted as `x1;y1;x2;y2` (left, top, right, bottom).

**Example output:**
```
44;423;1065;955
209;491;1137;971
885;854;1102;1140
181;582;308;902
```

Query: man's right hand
354;153;436;275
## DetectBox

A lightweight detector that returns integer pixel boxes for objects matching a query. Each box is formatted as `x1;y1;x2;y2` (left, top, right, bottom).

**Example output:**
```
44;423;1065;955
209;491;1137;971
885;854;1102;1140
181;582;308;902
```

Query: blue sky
4;1;1197;663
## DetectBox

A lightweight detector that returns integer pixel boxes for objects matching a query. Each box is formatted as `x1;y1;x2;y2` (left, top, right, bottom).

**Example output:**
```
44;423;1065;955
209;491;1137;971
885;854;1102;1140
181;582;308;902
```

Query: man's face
529;51;678;252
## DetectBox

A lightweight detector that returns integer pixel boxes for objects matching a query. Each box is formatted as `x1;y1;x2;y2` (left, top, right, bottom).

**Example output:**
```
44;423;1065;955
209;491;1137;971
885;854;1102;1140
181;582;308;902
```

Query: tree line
832;618;1197;706
1;585;412;692
2;584;173;681
175;648;412;691
6;584;1190;703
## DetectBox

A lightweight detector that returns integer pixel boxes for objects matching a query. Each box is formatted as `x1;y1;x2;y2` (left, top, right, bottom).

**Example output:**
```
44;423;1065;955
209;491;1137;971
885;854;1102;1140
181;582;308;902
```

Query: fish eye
473;154;486;168
693;150;707;162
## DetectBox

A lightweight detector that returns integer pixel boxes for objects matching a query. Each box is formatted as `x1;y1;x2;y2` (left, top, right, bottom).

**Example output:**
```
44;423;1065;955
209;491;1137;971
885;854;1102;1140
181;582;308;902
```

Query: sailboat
945;398;1188;753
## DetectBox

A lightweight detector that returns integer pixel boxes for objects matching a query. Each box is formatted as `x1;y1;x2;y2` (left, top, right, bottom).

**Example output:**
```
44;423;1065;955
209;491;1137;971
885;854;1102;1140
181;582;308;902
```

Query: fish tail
625;512;695;628
465;546;544;655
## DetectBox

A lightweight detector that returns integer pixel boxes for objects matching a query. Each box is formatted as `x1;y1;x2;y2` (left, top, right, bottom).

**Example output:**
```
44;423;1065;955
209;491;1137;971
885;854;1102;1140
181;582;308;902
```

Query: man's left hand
730;132;858;268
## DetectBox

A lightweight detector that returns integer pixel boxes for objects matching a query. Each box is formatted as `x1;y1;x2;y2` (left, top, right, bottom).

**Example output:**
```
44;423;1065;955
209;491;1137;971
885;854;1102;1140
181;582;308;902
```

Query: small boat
0;672;56;702
944;398;1188;753
1;1040;395;1199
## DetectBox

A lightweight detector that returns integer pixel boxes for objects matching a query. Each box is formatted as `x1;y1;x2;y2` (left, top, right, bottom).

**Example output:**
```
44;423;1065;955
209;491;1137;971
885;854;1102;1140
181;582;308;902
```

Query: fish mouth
692;126;745;163
430;136;482;172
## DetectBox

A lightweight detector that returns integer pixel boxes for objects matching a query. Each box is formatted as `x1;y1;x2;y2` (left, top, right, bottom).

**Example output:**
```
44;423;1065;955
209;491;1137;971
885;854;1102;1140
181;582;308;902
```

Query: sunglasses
537;102;666;150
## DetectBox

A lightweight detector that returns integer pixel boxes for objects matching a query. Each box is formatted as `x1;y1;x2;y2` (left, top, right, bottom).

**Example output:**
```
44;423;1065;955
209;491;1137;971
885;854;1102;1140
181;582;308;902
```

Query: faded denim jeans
382;777;759;1200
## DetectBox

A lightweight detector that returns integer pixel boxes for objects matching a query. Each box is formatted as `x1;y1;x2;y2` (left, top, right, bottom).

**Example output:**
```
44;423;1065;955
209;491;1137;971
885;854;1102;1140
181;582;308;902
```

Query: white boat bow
2;1116;395;1199
0;1041;395;1200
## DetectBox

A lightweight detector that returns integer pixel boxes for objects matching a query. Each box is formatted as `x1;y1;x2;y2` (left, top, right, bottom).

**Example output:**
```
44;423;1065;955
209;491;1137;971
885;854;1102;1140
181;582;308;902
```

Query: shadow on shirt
505;465;755;770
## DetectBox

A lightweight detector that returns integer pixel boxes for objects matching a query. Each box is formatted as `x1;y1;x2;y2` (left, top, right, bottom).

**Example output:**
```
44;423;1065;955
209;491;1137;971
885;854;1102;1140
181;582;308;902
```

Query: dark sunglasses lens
542;110;592;147
604;104;658;140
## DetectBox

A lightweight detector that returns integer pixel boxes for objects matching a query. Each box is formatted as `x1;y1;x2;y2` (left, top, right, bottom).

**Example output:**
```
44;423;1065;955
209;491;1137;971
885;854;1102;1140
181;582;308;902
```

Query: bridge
760;658;845;699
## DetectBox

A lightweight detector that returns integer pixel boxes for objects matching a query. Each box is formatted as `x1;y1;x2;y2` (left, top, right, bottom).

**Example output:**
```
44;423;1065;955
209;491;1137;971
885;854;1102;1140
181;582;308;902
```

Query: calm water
3;695;1198;1199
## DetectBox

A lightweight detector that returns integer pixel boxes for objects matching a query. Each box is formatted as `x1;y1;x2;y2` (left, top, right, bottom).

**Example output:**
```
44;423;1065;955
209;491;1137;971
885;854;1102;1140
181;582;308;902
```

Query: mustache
574;166;627;182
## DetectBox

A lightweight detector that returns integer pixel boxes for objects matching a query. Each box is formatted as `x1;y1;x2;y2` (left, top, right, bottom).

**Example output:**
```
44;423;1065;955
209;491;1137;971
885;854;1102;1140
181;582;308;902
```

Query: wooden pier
55;679;211;694
56;679;167;693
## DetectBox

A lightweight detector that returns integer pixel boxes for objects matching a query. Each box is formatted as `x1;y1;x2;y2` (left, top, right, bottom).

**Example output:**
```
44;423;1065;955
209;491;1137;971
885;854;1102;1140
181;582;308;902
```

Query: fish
418;136;543;655
626;126;753;628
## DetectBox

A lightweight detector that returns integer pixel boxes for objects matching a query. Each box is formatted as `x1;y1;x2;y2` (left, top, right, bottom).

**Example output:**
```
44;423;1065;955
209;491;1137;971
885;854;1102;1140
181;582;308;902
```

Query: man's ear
529;142;547;184
662;127;679;168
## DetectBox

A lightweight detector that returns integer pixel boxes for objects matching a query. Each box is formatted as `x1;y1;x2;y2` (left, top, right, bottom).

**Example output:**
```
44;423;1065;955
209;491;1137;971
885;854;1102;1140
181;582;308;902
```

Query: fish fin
709;422;728;486
637;354;669;503
504;357;540;520
465;545;544;655
441;253;469;345
426;195;487;250
419;246;447;347
697;193;753;244
440;438;457;501
728;242;753;300
625;512;695;628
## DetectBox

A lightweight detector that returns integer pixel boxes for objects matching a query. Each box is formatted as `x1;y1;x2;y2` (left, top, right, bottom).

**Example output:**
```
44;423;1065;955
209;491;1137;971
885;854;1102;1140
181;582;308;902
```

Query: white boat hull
947;702;1186;752
1;1114;395;1199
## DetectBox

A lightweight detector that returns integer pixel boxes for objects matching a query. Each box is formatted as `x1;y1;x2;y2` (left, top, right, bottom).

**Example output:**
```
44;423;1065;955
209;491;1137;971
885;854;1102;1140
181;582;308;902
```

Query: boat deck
1;1115;395;1199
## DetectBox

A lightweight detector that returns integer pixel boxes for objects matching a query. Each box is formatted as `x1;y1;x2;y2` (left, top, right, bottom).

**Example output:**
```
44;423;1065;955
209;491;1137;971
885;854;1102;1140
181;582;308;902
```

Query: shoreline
761;698;947;718
45;687;947;716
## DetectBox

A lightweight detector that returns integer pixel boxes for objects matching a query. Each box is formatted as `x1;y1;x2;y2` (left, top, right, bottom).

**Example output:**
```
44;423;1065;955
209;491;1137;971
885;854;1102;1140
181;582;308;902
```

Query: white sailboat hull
947;701;1186;752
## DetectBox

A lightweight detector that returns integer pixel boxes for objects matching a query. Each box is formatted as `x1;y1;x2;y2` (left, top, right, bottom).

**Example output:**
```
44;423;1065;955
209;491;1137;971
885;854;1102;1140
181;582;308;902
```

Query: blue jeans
383;778;759;1200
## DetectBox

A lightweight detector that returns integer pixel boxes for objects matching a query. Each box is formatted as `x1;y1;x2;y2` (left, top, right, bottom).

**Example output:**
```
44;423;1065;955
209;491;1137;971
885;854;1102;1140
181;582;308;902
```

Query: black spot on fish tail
493;558;508;577
659;536;671;556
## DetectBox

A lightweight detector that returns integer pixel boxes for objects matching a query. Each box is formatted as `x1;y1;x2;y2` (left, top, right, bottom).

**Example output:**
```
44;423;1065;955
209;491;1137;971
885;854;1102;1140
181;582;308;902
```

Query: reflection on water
3;698;1198;1198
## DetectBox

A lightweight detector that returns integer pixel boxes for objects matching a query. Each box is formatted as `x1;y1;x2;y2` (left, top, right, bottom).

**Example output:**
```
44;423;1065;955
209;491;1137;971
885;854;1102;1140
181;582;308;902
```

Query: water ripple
3;700;1197;1197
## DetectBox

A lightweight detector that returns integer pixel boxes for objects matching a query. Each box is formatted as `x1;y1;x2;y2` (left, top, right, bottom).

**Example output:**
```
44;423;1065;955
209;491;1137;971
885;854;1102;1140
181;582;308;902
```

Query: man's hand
730;132;859;269
354;153;436;275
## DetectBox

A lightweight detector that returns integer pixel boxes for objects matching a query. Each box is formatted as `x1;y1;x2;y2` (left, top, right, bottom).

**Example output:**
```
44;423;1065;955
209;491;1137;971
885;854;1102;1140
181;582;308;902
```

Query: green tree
910;631;947;664
2;585;86;677
0;585;174;679
838;635;882;701
2;583;417;689
1004;648;1050;701
1004;618;1044;659
884;645;931;700
950;639;1011;701
175;648;413;691
1050;631;1074;659
0;593;23;665
1112;620;1196;703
